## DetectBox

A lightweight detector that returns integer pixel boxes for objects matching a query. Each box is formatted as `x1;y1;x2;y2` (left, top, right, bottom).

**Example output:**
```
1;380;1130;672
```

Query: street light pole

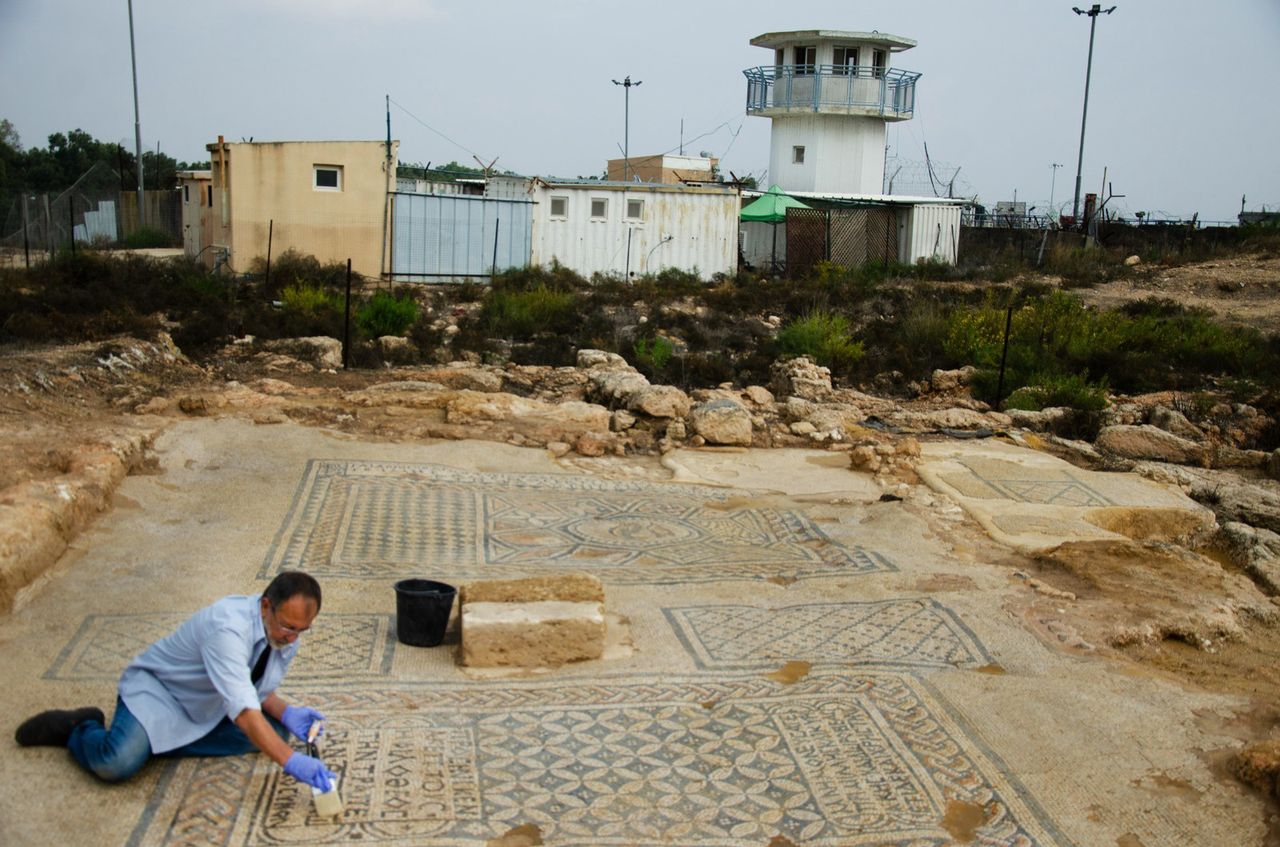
1049;162;1062;220
1070;4;1115;226
611;75;642;182
127;0;145;227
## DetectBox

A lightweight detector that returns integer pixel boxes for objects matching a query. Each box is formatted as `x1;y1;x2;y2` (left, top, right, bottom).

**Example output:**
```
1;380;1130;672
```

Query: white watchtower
744;30;919;195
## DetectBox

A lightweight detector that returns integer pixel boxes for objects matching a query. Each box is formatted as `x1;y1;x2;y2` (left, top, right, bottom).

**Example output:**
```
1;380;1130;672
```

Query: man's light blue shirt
118;594;299;753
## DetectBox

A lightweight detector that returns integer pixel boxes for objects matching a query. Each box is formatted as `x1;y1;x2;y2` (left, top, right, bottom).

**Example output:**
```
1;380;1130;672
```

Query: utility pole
127;0;145;227
1049;162;1062;220
611;75;642;182
1070;4;1116;226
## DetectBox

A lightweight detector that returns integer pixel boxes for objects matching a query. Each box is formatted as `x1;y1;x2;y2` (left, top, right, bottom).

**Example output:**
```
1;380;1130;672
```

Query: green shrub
357;290;419;338
282;282;342;315
634;335;674;378
483;284;579;338
122;227;176;249
776;309;864;372
1004;372;1109;412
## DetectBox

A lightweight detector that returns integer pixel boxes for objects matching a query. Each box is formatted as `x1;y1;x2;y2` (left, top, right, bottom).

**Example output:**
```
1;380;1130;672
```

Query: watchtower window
775;48;785;69
834;46;859;76
794;46;816;74
792;146;806;165
872;49;887;78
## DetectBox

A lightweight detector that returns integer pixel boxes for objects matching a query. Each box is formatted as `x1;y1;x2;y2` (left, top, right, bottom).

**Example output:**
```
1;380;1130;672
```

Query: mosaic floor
262;461;893;584
60;458;1075;846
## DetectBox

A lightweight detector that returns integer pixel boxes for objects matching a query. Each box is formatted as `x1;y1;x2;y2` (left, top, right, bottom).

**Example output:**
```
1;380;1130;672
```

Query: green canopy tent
739;185;810;271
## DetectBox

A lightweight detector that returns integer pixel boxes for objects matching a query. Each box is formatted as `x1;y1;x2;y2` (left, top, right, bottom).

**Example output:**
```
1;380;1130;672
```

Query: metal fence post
342;258;352;370
490;217;500;284
69;196;76;255
994;306;1014;410
264;219;273;290
21;194;31;268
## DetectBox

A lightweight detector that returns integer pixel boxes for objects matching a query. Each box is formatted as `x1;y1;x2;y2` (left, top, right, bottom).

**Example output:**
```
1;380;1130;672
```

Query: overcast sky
2;0;1277;222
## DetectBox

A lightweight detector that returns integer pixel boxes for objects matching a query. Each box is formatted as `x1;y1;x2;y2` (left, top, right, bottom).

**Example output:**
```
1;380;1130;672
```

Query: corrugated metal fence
391;192;532;281
785;206;899;276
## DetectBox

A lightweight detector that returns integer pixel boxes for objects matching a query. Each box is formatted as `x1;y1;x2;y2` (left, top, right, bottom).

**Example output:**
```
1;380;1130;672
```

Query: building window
313;165;343;191
873;49;887;78
206;186;213;206
550;196;568;217
774;48;784;69
590;198;608;219
794;46;816;74
792;146;805;165
834;46;859;75
183;185;190;203
626;199;644;220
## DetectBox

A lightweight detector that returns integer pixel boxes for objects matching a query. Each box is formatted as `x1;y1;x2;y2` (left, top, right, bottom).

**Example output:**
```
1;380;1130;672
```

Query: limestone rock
262;336;343;370
769;356;833;401
610;410;637;432
588;369;650;405
461;573;605;605
574;432;609;457
743;385;775;406
1123;254;1141;266
689;398;754;446
789;421;817;436
930;366;978;393
255;378;297;396
1199;483;1280;536
887;408;1011;431
1220;522;1280;595
1149;406;1205;441
665;419;687;441
1233;739;1280;800
377;335;416;363
461;602;606;668
628;385;691;419
1096;424;1204;465
460;573;606;668
576;349;628;369
1271;449;1280;481
1006;407;1070;432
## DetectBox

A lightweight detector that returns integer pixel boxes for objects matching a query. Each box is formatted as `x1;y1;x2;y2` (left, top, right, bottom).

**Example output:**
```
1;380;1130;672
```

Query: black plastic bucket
393;579;457;647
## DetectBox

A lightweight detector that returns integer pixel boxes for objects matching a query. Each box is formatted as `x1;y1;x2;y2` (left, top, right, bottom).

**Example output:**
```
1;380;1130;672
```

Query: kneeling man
16;571;335;792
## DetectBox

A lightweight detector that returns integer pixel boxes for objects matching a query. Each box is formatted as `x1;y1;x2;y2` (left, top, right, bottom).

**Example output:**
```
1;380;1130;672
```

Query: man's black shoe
14;707;105;747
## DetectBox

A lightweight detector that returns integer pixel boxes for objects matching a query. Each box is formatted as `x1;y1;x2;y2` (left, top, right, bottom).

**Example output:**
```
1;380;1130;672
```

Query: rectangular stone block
460;600;605;668
459;572;604;605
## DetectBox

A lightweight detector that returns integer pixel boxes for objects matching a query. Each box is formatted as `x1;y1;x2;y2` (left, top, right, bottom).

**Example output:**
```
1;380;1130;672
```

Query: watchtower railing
743;64;920;118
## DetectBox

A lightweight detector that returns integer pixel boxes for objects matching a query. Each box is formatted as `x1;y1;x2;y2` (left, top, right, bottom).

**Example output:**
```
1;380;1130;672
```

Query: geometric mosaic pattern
664;599;992;670
44;613;396;681
261;460;894;584
942;458;1115;507
126;672;1073;847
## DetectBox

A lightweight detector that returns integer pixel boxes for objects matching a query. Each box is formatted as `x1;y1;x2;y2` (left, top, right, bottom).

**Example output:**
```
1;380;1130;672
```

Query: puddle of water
1131;772;1202;802
766;661;811;685
767;837;799;847
974;663;1006;675
766;575;797;587
486;823;543;847
699;699;718;710
1116;834;1146;847
941;799;990;843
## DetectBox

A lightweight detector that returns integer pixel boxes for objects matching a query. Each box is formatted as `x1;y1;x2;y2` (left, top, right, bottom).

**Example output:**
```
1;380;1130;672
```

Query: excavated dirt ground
2;252;1280;844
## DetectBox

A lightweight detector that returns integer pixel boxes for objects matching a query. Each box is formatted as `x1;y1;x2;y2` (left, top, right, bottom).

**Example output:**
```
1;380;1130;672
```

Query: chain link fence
1;162;182;267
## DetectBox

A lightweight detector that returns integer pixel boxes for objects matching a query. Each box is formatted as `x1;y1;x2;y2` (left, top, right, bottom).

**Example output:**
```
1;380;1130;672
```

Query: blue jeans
67;696;289;783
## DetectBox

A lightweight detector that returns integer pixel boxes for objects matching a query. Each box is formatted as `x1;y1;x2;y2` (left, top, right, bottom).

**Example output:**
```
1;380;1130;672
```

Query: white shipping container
528;180;739;280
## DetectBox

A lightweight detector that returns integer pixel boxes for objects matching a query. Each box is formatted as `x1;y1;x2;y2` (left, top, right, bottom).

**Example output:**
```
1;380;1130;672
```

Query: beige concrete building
605;154;718;185
203;138;398;277
176;170;214;262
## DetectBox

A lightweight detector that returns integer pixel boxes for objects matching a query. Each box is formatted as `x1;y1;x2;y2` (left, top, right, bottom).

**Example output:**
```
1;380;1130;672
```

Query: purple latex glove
283;752;335;791
281;704;325;741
